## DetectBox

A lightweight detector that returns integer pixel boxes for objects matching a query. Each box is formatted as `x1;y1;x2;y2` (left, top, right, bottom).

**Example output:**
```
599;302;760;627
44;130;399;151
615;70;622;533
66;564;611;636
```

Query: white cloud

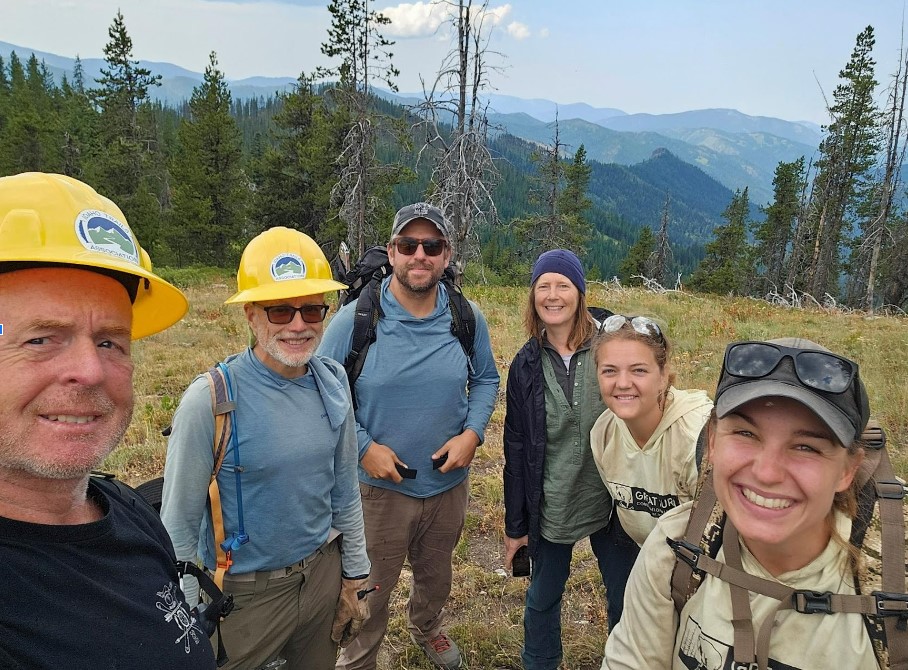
482;4;512;27
381;1;517;38
381;1;450;38
507;21;530;40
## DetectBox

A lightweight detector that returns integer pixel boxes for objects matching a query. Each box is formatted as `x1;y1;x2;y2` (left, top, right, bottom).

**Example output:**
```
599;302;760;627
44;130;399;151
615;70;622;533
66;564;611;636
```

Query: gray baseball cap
715;338;870;447
390;202;451;240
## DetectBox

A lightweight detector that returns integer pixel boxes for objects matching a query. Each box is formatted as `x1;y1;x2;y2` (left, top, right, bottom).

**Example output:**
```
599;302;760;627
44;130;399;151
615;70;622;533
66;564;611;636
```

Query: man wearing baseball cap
0;172;215;668
320;202;500;669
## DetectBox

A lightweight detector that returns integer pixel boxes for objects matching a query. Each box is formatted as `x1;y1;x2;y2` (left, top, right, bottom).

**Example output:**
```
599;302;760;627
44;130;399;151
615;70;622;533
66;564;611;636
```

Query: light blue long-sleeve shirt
318;278;500;498
160;348;370;580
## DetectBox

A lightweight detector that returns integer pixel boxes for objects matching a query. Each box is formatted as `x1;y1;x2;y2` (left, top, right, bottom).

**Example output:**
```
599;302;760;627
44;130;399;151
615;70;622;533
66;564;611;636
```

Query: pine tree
556;145;594;253
169;52;248;266
689;188;754;295
803;26;881;298
618;226;655;286
58;56;98;179
90;10;163;245
317;0;403;256
753;158;805;294
253;75;346;243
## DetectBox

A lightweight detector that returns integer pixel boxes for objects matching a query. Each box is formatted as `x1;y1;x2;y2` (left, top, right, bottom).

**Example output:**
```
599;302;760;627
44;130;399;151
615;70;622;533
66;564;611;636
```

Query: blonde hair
592;320;676;391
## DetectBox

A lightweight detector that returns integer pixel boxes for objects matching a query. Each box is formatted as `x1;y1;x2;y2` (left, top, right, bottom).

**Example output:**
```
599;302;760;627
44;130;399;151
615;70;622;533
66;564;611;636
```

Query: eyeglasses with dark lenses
256;303;330;325
723;341;857;394
600;314;664;342
392;237;447;256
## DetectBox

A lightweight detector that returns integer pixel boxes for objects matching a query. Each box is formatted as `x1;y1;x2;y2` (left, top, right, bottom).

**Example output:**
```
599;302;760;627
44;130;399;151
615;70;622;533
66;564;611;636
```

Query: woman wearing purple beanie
503;249;639;670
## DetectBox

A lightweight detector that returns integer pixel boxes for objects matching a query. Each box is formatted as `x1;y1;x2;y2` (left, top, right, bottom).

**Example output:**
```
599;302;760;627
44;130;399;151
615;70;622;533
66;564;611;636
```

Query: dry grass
108;275;908;669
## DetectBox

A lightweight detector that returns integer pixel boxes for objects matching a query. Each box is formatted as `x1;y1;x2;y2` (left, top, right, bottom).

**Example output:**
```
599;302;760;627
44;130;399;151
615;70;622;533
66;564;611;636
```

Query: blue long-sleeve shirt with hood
161;348;370;583
318;277;500;498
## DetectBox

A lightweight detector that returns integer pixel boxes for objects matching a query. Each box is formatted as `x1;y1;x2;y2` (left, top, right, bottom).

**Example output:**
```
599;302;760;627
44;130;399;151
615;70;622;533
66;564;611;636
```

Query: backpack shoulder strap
859;423;908;669
343;281;383;408
667;464;725;614
668;421;908;670
90;471;160;519
444;277;476;363
203;364;236;590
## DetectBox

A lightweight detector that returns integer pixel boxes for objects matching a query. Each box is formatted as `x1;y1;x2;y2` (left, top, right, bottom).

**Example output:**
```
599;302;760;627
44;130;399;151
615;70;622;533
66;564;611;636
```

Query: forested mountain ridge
3;19;906;310
0;39;817;207
486;111;816;206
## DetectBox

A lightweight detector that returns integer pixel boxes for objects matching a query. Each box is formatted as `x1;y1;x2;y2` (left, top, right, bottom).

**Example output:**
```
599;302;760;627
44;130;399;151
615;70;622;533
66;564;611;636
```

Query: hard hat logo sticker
271;253;307;281
75;210;139;265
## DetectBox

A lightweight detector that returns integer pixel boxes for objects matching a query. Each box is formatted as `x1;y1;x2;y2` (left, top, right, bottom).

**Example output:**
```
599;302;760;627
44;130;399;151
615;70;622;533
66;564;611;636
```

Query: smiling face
709;396;862;575
387;218;451;295
596;337;668;434
245;293;326;378
0;268;135;480
533;272;580;331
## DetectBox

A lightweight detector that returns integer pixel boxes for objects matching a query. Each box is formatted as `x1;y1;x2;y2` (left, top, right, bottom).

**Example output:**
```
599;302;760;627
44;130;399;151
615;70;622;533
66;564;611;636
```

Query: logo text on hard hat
271;253;307;281
74;210;139;265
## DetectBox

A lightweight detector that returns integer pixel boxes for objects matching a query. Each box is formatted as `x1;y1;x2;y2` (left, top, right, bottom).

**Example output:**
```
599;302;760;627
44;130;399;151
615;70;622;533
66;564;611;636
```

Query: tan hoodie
590;387;712;545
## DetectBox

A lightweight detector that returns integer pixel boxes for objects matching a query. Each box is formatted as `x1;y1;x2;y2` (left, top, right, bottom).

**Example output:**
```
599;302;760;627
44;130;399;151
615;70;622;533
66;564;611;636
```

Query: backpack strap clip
666;537;705;573
873;591;908;623
793;590;834;615
875;479;907;500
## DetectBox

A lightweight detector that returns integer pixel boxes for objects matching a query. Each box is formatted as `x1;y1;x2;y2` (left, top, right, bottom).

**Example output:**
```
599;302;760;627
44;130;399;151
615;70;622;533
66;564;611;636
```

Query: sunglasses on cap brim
722;341;857;394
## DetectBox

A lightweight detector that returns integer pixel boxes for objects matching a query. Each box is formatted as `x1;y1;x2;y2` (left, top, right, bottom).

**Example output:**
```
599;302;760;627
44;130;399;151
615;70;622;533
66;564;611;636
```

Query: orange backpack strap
203;366;236;590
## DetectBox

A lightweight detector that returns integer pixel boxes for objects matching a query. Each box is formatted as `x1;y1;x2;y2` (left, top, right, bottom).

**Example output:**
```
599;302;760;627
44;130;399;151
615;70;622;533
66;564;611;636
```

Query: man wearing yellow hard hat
0;172;217;668
161;227;370;669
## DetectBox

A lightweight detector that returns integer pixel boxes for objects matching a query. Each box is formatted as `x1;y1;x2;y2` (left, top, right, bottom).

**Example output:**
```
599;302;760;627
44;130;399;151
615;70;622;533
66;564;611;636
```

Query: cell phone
512;545;530;577
395;463;418;479
432;453;448;470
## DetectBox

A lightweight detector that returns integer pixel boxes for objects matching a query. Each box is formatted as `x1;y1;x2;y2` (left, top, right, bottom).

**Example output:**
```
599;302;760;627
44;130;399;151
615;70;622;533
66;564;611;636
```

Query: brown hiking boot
410;632;462;669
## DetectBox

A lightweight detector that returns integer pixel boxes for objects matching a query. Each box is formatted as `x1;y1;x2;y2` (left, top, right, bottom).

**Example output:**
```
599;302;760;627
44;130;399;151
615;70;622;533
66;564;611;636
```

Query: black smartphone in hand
512;545;530;577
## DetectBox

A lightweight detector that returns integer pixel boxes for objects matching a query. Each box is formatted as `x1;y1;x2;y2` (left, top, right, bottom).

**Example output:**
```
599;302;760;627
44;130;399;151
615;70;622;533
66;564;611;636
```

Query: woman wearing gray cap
601;338;883;670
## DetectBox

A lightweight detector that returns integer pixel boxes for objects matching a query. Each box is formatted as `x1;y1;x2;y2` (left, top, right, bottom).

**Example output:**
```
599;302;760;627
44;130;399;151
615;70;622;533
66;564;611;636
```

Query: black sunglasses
255;303;330;325
723;341;857;394
392;237;448;256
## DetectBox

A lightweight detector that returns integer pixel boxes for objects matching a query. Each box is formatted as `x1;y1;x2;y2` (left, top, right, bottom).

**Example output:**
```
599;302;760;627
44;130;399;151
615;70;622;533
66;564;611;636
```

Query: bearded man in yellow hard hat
160;227;371;670
0;172;218;668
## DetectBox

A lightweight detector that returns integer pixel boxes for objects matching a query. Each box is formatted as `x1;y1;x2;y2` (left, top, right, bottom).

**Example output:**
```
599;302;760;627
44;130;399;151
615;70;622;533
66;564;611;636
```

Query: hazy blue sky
4;0;908;124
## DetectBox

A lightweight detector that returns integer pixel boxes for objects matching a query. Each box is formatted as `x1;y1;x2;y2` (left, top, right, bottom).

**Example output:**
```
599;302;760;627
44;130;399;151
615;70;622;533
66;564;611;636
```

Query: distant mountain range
2;38;823;214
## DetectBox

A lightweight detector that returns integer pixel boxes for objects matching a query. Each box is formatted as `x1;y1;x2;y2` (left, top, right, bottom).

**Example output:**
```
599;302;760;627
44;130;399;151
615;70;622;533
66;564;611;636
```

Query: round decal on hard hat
75;210;140;265
271;253;307;281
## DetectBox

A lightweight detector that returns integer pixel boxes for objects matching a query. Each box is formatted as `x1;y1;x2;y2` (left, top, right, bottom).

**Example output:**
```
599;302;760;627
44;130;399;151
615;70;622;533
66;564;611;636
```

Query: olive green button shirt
539;340;613;544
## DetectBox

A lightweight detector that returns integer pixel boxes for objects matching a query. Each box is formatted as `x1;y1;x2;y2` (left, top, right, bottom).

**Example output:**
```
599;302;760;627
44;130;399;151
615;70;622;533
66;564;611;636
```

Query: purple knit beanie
531;249;586;294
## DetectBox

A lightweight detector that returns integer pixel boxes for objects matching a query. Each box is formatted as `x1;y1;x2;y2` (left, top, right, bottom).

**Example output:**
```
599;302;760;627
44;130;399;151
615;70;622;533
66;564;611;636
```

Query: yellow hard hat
0;172;188;339
225;226;347;304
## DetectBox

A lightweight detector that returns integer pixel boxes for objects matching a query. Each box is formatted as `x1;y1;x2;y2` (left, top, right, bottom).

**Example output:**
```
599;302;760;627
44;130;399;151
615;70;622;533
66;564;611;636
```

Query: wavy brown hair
523;282;596;351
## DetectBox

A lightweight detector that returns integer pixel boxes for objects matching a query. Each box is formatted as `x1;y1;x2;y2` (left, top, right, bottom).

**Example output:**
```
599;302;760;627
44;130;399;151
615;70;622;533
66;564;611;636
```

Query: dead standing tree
853;38;908;310
412;0;503;270
318;0;401;257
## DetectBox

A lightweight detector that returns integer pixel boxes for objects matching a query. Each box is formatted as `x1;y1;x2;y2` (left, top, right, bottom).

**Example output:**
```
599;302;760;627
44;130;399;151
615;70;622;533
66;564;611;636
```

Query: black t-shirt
0;480;217;670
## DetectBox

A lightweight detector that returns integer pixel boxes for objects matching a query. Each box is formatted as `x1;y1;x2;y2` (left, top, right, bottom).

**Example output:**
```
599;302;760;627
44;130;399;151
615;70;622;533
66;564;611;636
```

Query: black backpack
90;471;235;666
335;245;475;407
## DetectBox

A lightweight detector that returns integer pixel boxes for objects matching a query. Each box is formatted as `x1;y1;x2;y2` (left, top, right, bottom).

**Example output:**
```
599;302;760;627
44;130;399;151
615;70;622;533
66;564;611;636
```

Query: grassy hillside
109;275;908;669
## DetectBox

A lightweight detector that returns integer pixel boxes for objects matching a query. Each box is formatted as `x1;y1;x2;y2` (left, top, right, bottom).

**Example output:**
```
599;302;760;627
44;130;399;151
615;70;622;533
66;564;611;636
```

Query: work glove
331;577;370;647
